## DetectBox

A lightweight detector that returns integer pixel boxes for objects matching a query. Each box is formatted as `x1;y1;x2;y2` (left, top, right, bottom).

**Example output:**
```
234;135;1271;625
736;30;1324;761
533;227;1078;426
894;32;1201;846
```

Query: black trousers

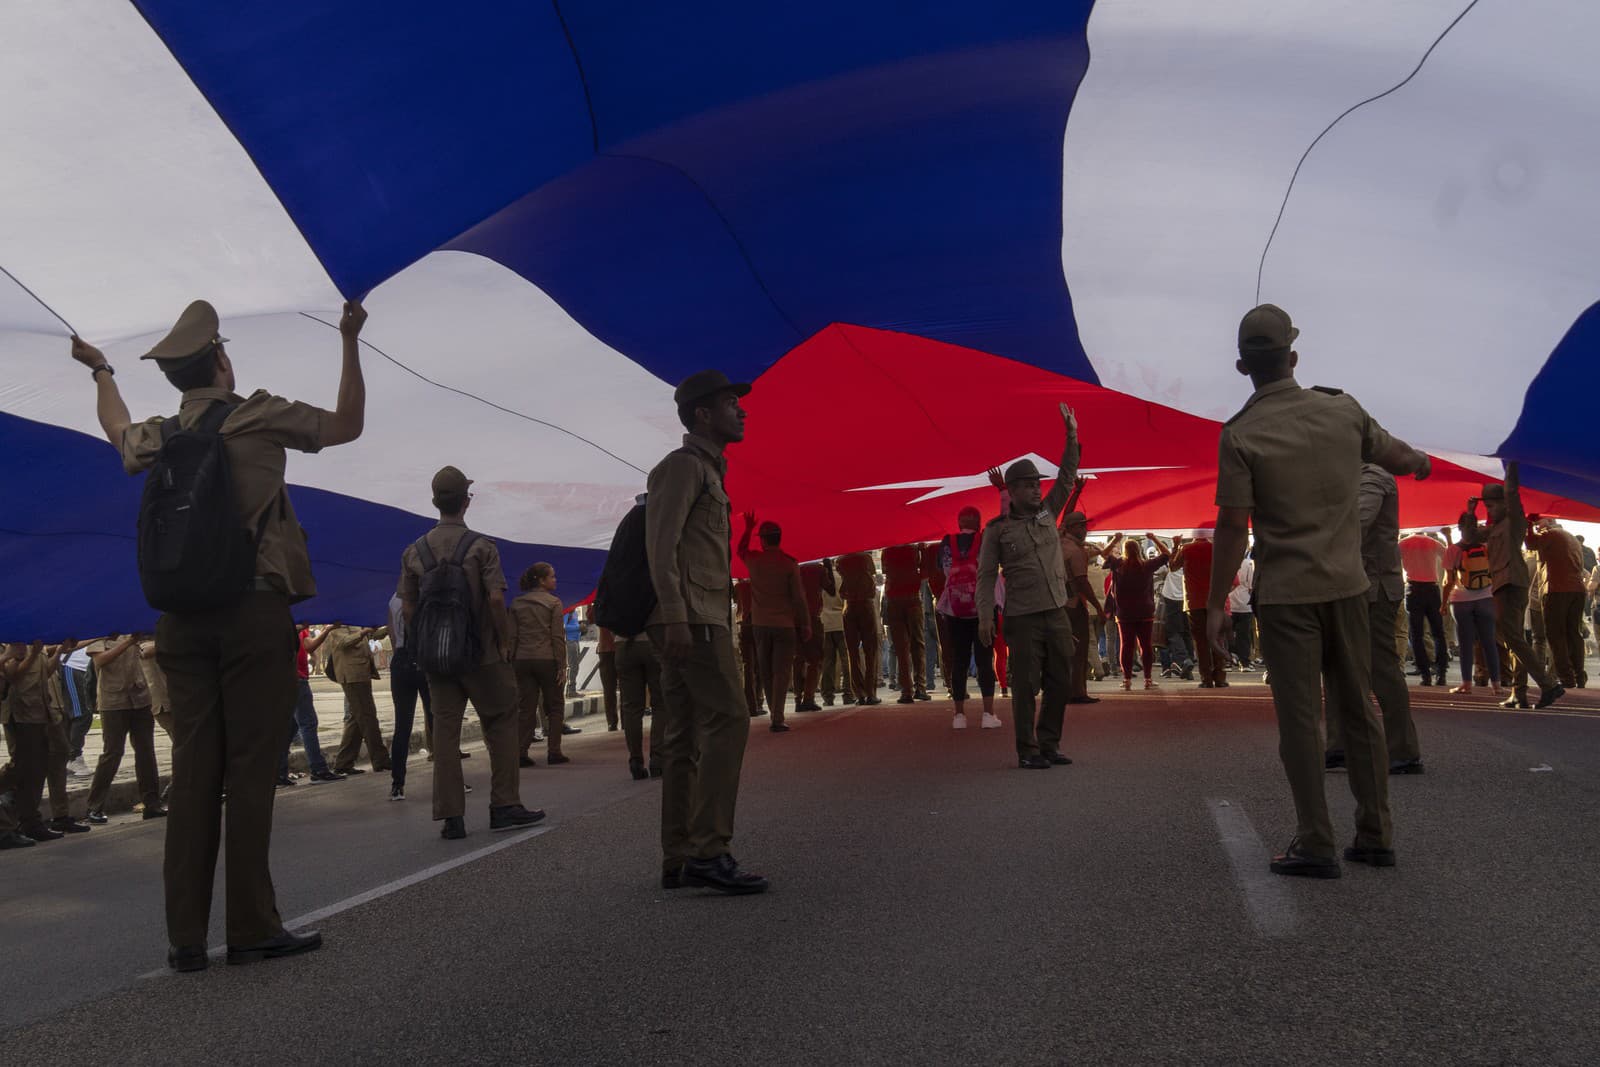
388;646;432;788
1405;581;1449;676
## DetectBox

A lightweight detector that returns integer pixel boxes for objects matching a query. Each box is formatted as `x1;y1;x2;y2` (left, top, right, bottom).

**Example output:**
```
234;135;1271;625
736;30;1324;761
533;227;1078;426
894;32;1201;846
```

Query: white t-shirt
1160;567;1184;602
1228;559;1255;614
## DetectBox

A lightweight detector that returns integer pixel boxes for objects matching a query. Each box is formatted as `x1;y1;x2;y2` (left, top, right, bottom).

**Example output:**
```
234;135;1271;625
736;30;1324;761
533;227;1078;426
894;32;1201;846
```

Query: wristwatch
91;364;114;379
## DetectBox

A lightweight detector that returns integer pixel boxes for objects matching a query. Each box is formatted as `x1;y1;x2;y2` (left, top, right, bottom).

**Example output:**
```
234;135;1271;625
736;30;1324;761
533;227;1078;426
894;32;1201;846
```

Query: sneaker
1120;678;1132;691
980;713;1003;729
389;785;405;802
23;824;64;842
530;731;546;744
87;810;108;825
1144;678;1159;690
489;804;546;831
67;757;91;778
50;817;91;834
275;776;296;788
440;816;467;840
952;713;968;730
464;782;473;793
309;769;346;782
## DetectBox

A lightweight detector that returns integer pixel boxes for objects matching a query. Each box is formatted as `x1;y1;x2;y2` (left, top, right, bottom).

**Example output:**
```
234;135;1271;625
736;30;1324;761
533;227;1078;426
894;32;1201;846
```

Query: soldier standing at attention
71;297;371;970
1205;304;1431;878
976;403;1081;770
647;370;768;895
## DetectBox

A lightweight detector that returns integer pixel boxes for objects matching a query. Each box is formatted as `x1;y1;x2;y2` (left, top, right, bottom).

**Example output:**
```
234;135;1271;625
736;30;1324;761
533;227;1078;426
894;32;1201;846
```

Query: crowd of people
2;298;1594;971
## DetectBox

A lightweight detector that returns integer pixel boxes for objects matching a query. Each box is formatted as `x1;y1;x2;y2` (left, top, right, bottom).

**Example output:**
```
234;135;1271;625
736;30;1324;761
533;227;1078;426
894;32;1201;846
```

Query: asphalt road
4;676;1599;1066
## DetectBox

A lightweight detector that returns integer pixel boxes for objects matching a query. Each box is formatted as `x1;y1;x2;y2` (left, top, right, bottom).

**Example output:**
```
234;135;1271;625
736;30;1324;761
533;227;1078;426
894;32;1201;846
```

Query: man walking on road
1206;303;1431;879
73;297;370;970
1484;464;1563;709
976;402;1081;770
647;370;768;895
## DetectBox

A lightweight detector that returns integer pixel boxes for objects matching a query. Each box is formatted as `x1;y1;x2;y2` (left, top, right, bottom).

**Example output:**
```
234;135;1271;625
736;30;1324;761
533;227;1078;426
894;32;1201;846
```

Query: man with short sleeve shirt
1398;531;1449;685
1206;304;1430;877
1526;518;1588;690
83;633;162;822
1484;464;1562;708
72;297;372;969
399;466;543;839
881;543;931;704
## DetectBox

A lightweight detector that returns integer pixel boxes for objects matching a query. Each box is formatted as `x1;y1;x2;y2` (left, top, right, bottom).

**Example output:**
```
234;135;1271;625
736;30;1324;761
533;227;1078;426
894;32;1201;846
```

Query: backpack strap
413;535;438;573
450;530;481;566
159;401;237;443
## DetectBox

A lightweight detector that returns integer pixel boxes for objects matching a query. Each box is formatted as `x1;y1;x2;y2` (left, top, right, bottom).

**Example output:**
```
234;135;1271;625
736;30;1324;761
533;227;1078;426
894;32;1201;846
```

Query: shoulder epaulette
1310;385;1344;396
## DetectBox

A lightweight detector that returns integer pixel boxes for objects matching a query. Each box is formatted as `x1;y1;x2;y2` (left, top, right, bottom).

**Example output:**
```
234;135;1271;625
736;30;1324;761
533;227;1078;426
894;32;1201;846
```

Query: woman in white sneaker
938;506;1002;730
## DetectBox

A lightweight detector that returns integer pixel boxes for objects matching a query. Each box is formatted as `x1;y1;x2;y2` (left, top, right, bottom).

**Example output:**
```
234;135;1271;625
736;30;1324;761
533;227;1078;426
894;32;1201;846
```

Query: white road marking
1207;799;1299;938
139;825;552;979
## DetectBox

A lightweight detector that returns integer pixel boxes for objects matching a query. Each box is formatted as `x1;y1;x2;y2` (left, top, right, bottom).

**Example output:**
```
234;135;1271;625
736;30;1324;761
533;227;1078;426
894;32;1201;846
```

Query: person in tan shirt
400;467;544;839
72;297;375;969
2;640;57;841
1206;304;1429;878
1483;464;1561;708
509;563;568;766
328;623;391;775
1526;517;1588;689
834;551;881;705
645;370;767;895
736;513;810;731
83;633;163;822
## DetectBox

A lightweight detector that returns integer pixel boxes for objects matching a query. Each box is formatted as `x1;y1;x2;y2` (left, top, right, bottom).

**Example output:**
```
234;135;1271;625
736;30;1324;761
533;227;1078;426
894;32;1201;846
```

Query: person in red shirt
1171;529;1228;687
792;561;826;712
880;543;931;704
834;551;882;705
736;514;811;732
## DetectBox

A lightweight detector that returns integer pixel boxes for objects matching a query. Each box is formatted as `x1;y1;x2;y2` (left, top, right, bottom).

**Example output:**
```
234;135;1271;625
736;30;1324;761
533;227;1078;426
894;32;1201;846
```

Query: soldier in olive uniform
646;370;768;894
71;297;372;970
976;403;1081;769
1206;304;1430;878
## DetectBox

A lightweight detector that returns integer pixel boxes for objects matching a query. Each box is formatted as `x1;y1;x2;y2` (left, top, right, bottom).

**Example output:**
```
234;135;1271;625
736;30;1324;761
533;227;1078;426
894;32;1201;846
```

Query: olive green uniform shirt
509;589;566;661
2;653;52;725
1215;378;1397;606
120;387;327;601
1358;464;1404;602
976;432;1081;620
645;433;733;630
85;638;150;711
399;520;509;667
327;626;378;681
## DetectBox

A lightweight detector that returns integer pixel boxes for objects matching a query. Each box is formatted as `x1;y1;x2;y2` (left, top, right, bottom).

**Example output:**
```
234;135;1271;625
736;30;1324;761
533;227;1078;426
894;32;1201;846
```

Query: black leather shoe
308;769;346;782
23;824;64;842
143;808;168;820
770;723;790;733
682;854;769;895
1067;696;1100;705
0;830;37;849
897;695;916;704
226;929;322;965
1419;675;1432;687
338;766;367;775
87;810;108;824
562;724;582;735
547;754;571;765
1536;685;1565;709
1324;749;1346;770
440;816;467;840
661;865;685;890
1017;755;1051;770
750;708;768;717
519;755;537;768
629;760;649;781
1044;752;1073;766
1270;839;1341;879
864;697;883;706
648;764;663;778
489;804;546;831
1500;695;1531;709
168;945;208;972
275;776;296;787
1343;842;1397;868
51;817;91;834
914;692;932;701
1389;758;1425;775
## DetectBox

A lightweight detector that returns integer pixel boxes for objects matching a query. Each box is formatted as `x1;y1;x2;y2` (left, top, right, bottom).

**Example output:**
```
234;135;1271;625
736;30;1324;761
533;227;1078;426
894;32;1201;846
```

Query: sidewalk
58;677;609;817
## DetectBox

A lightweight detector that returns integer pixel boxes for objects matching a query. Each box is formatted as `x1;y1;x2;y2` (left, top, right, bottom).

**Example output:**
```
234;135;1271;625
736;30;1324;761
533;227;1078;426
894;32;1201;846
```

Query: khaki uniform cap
141;300;229;365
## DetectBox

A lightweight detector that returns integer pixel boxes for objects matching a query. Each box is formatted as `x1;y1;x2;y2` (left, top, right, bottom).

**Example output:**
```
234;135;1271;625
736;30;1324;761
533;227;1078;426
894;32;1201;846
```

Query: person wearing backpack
71;297;370;972
646;370;767;895
937;506;1001;730
1442;510;1502;698
398;466;544;841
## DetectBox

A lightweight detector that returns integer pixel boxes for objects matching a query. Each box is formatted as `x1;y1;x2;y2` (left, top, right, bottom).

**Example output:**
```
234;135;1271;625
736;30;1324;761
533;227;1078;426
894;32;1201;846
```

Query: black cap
674;369;752;408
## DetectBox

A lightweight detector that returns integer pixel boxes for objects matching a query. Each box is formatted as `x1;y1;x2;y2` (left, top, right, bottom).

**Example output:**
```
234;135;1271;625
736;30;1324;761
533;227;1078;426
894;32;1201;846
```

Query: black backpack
137;403;263;613
411;531;484;676
592;502;654;638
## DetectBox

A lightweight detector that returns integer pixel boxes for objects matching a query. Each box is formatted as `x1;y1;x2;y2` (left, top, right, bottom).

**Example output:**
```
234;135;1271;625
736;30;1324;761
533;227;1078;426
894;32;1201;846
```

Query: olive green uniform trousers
650;623;749;872
1004;607;1074;759
1258;594;1391;859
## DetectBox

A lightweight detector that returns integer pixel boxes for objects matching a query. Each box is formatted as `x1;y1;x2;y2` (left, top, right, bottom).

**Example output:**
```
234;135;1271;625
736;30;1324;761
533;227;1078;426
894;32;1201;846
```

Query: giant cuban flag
3;1;1597;636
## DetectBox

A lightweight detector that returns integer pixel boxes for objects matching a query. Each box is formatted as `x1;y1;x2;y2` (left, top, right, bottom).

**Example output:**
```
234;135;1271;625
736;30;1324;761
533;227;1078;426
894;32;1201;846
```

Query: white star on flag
846;455;1183;504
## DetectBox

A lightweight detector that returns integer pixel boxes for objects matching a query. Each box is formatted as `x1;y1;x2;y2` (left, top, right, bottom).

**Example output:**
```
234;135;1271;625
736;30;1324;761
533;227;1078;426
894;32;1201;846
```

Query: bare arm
319;301;368;447
1207;509;1251;618
304;626;333;654
69;337;134;447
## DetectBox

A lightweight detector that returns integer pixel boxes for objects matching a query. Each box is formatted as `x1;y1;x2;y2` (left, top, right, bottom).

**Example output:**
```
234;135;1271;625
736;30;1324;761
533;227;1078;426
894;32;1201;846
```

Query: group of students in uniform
5;294;1584;977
